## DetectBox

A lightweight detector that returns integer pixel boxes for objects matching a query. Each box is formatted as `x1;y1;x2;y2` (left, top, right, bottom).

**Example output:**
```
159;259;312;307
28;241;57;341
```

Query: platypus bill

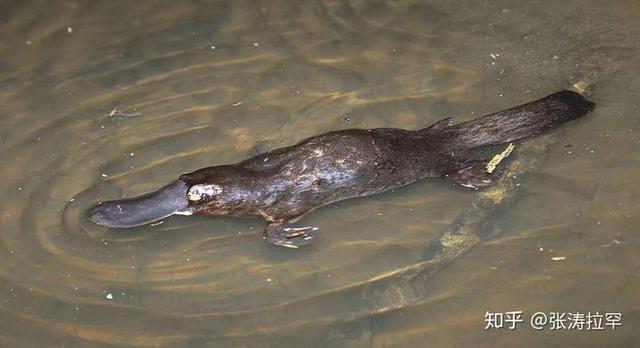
91;90;595;248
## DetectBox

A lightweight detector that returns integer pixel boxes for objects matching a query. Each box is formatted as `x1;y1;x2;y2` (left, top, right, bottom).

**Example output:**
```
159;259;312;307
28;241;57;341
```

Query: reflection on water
1;1;639;346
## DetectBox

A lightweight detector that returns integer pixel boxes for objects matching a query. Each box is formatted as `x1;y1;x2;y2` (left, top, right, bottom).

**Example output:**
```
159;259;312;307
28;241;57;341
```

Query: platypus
91;90;595;248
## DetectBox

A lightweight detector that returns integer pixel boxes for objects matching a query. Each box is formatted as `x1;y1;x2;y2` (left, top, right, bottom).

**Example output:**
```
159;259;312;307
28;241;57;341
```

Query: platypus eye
187;184;223;202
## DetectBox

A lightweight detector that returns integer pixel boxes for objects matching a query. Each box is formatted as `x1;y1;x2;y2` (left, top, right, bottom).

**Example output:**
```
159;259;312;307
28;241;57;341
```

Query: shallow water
1;1;639;347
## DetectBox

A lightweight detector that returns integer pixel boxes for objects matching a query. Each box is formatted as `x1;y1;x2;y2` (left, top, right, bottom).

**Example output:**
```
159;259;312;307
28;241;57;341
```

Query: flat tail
432;90;595;149
90;180;190;228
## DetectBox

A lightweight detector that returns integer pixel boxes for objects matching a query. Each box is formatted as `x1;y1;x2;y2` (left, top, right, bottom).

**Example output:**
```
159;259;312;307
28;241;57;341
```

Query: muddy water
0;1;638;347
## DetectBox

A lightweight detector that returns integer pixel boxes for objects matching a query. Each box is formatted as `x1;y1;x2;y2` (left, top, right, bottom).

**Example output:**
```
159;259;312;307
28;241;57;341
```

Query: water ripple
0;1;484;345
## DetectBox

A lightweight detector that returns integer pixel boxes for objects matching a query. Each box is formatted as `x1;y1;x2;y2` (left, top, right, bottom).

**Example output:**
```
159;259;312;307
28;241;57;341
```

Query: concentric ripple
0;1;483;345
4;0;638;346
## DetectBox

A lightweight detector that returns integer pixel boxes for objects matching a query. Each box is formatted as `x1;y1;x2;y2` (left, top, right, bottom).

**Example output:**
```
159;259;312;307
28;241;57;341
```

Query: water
1;1;639;347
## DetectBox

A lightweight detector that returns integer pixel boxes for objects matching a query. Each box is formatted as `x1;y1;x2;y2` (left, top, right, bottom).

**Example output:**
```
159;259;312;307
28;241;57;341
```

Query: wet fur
180;90;594;222
434;90;594;149
92;90;595;246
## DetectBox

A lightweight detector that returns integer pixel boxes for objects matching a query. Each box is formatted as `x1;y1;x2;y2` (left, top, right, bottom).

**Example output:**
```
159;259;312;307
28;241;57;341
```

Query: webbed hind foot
446;158;505;189
264;222;318;248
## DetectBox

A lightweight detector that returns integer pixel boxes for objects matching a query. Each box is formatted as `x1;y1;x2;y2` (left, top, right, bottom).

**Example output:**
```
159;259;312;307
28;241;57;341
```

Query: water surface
0;1;639;347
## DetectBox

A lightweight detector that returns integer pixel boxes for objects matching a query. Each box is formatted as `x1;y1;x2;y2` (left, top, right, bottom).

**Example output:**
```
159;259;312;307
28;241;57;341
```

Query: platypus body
91;90;595;248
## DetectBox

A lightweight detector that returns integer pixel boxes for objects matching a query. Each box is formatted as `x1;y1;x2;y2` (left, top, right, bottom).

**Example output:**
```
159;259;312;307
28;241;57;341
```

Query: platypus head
178;165;257;216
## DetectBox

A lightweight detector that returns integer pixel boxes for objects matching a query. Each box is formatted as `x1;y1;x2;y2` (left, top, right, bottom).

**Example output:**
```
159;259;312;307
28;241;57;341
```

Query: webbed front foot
264;222;318;248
